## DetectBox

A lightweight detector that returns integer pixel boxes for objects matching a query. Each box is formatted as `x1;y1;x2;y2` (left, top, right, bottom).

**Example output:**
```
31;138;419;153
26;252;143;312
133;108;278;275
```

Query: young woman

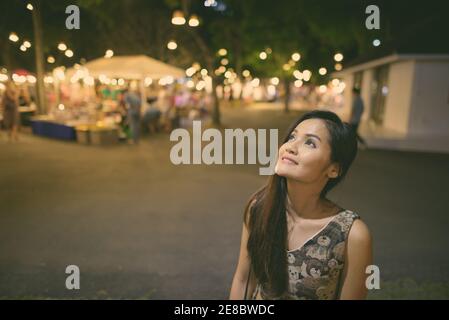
229;110;372;300
1;82;20;142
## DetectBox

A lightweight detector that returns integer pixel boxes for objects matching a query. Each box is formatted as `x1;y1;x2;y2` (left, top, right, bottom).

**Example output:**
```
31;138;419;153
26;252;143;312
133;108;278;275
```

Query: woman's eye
305;139;316;148
288;134;296;141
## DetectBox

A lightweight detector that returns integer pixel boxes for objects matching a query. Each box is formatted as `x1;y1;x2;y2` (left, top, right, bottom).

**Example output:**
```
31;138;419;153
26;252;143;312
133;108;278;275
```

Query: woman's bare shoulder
348;218;371;244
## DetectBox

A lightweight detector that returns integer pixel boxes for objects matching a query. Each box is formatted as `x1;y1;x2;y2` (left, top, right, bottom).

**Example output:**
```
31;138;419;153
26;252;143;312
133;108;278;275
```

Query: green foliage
1;0;445;78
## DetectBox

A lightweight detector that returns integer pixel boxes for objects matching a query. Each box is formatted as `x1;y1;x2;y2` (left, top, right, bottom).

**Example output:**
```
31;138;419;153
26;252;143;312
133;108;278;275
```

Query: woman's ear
327;163;340;179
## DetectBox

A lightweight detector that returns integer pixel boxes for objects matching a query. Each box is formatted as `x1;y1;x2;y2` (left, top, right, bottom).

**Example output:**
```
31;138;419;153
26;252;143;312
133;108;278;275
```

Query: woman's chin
275;165;305;181
275;166;293;178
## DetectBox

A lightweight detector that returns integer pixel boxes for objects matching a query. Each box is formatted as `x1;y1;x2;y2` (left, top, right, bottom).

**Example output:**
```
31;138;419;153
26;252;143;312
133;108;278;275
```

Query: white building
333;53;449;153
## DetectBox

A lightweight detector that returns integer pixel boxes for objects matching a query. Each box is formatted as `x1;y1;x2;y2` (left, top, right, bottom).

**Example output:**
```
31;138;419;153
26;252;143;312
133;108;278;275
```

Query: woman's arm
229;219;257;299
338;219;373;299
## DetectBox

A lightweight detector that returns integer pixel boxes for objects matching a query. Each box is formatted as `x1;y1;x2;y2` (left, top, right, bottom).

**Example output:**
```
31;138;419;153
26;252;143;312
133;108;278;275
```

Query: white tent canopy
74;55;184;79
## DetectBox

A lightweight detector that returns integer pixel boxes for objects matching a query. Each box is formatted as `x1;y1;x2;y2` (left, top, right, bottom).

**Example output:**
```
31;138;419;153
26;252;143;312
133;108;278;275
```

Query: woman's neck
286;179;335;220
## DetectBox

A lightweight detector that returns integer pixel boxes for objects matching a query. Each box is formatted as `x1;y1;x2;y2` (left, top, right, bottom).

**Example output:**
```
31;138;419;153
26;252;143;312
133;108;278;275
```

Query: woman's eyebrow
305;133;321;141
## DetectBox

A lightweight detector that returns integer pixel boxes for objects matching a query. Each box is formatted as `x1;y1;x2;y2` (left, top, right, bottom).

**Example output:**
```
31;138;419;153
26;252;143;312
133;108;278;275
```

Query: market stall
32;55;184;144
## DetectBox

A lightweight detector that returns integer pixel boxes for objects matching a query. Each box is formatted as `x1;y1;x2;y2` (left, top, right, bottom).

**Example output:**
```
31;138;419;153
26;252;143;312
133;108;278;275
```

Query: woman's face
275;118;340;183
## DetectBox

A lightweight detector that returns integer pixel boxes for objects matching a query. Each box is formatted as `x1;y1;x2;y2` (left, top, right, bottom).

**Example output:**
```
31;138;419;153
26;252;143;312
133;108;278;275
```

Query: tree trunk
32;0;47;115
211;75;221;126
284;78;290;113
1;40;12;72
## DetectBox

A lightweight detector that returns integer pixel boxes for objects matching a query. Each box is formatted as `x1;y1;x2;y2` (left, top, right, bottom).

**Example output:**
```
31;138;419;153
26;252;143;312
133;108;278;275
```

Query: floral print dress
251;210;360;300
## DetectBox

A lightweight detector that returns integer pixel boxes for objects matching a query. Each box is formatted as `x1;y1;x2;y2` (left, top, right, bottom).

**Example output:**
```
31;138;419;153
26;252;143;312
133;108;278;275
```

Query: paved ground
1;103;449;299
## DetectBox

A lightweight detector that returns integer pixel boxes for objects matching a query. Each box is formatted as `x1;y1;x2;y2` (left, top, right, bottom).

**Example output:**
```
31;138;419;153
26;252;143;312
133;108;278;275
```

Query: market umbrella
78;55;184;79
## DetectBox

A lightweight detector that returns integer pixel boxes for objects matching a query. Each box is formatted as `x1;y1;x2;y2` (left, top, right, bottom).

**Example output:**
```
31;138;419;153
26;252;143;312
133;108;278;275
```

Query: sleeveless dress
251;210;360;300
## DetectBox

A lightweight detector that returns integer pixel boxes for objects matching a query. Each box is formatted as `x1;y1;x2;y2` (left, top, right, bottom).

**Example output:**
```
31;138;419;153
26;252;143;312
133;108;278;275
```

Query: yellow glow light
334;53;344;62
65;49;74;58
172;10;186;25
291;53;301;62
167;41;177;50
144;77;153;86
58;43;67;51
9;33;19;42
105;49;114;58
302;70;312;81
294;80;303;88
293;70;302;80
188;15;200;27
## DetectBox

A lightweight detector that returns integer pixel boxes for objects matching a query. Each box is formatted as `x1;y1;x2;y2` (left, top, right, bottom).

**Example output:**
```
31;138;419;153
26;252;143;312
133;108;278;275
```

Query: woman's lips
281;156;298;165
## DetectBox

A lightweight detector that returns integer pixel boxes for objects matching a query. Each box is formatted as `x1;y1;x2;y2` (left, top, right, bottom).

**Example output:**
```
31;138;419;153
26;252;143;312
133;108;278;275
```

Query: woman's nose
286;143;298;155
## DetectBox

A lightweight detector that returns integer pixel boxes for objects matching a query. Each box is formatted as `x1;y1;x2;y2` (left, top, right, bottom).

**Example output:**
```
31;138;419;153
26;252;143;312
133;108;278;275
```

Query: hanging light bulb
334;53;344;62
9;32;19;42
188;15;200;27
172;10;186;25
167;41;177;50
104;49;114;58
291;53;301;62
58;42;67;51
65;49;74;58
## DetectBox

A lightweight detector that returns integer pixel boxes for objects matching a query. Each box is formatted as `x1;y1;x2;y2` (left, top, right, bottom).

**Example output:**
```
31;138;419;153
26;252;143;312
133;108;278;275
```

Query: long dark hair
244;110;357;297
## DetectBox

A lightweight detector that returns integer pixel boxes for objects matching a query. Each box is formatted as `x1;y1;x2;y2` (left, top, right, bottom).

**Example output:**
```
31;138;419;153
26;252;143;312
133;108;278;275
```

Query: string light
334;53;344;62
167;41;177;50
319;67;327;75
291;53;301;62
58;43;67;51
188;15;200;27
172;10;186;25
65;49;74;58
105;49;114;58
9;33;19;42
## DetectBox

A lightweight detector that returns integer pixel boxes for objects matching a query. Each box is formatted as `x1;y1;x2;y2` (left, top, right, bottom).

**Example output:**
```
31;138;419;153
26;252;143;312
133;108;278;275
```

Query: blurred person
349;87;367;149
1;82;20;141
230;110;372;300
167;88;180;130
116;89;130;139
18;86;30;106
124;87;142;144
142;96;161;134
